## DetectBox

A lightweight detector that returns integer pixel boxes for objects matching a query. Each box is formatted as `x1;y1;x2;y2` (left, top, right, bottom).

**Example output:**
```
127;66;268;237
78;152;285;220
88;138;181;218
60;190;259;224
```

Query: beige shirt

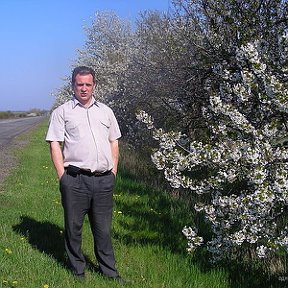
46;97;121;172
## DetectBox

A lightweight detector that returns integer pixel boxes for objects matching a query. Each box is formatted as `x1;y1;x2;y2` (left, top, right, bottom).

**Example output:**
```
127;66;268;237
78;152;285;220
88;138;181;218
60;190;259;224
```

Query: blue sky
0;0;172;111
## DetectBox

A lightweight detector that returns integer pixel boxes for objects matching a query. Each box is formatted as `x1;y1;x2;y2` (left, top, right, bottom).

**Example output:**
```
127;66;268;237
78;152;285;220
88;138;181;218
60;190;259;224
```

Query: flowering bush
137;35;288;262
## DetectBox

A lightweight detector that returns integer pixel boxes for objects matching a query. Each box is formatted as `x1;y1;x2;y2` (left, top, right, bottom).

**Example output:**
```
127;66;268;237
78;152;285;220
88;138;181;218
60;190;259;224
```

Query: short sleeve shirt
46;97;121;172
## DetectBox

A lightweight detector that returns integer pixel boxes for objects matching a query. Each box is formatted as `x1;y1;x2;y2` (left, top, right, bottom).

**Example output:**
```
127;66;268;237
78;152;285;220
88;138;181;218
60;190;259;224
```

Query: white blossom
137;39;288;262
256;245;269;258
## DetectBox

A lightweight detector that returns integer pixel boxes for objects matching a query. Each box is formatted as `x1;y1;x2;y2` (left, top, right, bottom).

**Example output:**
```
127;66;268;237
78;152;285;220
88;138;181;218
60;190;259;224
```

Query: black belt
65;165;112;177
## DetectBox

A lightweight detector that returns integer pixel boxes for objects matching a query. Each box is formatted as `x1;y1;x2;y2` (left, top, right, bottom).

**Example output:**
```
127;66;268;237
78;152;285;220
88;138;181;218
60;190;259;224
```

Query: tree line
0;109;47;119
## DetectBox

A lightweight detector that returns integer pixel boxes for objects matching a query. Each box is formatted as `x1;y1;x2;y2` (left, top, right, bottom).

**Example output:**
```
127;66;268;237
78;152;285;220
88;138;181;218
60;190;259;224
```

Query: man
46;66;124;284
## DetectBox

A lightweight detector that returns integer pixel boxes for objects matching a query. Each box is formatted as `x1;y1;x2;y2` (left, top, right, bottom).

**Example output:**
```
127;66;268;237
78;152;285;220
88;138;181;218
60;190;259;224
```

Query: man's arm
110;139;119;176
49;141;65;179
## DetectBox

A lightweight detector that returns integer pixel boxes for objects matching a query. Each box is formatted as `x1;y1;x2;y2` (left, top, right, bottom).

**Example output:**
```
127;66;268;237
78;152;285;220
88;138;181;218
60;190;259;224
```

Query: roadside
0;118;46;191
0;140;28;191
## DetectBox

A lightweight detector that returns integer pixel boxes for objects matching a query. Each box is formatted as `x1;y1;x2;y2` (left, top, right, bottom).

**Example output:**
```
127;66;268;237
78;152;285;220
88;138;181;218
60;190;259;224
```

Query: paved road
0;116;45;146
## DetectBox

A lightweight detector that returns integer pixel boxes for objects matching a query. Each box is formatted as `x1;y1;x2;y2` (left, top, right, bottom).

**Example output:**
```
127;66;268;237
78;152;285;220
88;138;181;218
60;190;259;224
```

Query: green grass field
0;120;284;288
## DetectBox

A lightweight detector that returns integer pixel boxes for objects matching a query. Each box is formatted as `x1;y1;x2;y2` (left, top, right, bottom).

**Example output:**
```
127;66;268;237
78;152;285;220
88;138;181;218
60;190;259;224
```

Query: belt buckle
92;170;111;176
93;171;103;176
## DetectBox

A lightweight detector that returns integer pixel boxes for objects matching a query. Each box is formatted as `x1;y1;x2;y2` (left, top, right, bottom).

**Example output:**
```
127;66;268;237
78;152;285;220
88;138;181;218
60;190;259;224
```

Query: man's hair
72;66;96;85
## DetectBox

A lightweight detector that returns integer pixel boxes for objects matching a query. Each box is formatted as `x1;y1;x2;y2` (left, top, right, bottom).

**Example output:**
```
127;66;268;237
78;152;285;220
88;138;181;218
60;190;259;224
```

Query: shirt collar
72;96;97;109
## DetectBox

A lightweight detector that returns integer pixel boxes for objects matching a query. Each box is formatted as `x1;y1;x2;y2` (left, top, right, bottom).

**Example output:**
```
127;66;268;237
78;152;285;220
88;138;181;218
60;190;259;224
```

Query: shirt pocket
100;118;111;129
98;118;111;139
65;120;82;140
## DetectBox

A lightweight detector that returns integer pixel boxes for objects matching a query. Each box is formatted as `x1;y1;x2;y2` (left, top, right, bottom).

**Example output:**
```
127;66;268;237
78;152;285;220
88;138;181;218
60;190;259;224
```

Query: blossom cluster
136;38;288;262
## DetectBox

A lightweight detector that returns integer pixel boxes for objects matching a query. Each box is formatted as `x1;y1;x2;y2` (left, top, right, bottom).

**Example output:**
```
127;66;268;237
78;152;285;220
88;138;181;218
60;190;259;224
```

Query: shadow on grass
12;215;99;274
114;170;288;288
114;171;192;254
223;260;288;288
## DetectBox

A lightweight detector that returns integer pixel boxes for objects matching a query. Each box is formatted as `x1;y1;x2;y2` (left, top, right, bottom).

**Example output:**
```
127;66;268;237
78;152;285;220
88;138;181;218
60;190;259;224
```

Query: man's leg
60;172;89;276
89;172;118;277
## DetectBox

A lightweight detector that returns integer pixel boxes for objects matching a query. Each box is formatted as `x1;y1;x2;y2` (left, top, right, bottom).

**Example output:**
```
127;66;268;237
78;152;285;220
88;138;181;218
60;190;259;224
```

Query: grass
0;119;285;288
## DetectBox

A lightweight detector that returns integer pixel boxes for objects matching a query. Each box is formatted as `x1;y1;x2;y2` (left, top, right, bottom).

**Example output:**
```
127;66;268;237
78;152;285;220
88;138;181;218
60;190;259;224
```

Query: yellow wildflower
5;248;12;254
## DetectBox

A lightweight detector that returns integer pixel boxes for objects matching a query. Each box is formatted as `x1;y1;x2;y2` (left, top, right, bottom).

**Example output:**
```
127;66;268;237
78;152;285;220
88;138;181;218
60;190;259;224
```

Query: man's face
73;74;96;106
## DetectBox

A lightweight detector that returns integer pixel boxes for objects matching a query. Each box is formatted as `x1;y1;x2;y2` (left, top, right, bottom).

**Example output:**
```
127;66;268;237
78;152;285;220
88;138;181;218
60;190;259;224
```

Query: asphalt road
0;116;45;147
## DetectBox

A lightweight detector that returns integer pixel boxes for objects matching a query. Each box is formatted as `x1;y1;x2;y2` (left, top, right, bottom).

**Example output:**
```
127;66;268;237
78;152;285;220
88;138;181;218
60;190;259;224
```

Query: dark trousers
59;171;118;277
